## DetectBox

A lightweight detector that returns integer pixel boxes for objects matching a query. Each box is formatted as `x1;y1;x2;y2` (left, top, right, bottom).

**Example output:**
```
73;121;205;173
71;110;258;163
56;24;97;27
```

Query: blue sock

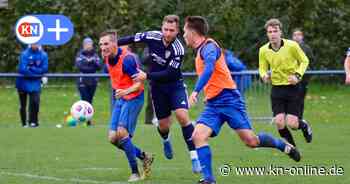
197;145;215;182
134;145;145;160
120;137;139;174
181;123;195;151
258;132;286;152
116;135;144;161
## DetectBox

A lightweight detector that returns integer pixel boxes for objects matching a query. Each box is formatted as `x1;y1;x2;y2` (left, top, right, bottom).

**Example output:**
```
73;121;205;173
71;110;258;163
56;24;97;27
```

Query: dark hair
184;16;209;36
163;15;180;26
264;18;283;30
292;27;303;35
99;30;117;41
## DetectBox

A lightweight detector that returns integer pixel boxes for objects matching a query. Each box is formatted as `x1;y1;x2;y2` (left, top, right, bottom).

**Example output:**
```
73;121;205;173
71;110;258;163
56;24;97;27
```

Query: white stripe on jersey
172;41;180;56
172;38;185;56
347;47;350;57
173;39;181;56
175;39;185;55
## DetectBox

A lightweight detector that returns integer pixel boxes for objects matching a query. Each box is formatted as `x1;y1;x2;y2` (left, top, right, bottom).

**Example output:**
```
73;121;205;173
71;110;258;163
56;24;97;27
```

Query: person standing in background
16;44;48;128
224;49;251;96
141;47;157;125
75;37;102;126
292;28;315;122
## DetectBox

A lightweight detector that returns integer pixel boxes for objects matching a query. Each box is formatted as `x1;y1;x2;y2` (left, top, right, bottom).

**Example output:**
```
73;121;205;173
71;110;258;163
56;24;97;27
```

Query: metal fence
0;70;345;123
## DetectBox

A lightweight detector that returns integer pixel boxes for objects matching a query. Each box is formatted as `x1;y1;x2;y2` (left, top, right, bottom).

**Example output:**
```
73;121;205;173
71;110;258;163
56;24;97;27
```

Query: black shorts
271;85;301;117
150;82;189;120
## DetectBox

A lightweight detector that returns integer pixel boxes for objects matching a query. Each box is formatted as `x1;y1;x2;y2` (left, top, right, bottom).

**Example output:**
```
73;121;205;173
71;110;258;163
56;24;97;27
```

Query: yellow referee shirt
259;39;309;85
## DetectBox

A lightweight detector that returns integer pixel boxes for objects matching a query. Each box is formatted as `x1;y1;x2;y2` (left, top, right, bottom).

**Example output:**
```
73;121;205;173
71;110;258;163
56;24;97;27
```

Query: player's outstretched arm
118;31;160;46
117;35;136;46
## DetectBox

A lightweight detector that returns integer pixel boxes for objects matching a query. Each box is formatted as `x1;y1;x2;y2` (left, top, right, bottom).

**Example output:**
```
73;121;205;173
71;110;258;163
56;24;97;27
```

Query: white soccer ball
70;100;94;122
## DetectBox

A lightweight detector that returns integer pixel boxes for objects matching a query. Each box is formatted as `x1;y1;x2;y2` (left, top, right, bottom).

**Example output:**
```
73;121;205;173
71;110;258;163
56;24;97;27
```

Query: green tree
0;0;349;72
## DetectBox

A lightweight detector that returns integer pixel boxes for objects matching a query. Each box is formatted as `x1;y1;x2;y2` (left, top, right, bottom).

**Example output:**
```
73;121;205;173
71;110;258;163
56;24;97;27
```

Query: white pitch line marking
0;171;129;184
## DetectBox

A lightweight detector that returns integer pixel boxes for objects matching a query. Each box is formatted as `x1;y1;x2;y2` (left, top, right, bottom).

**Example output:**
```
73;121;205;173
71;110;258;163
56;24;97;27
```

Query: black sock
139;151;146;160
181;123;195;151
298;119;307;130
111;141;123;150
278;127;296;146
157;127;169;140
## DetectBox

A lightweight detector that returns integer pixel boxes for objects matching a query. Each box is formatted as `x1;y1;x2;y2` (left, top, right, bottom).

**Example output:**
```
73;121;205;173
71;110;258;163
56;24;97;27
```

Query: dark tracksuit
16;47;48;127
141;47;155;124
298;42;315;119
75;49;101;125
224;50;251;96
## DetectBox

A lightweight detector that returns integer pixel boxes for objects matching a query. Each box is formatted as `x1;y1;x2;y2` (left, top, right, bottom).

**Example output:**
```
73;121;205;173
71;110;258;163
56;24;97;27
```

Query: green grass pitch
0;78;349;184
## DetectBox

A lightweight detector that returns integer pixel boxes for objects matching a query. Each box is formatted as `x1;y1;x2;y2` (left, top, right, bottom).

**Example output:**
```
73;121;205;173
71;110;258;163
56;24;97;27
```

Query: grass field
0;78;349;184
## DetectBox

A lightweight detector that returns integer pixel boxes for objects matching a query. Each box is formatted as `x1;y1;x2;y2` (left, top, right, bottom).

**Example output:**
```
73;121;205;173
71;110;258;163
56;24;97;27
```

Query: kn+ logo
15;14;74;45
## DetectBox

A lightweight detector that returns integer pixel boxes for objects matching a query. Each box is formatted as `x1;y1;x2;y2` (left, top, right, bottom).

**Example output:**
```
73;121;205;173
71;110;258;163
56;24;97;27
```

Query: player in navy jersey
118;15;201;173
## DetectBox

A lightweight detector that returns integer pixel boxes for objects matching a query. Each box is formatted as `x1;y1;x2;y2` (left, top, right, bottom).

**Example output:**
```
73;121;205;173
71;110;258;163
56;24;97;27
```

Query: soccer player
99;31;153;182
344;47;350;84
118;15;201;173
292;28;315;124
259;19;312;147
184;16;301;184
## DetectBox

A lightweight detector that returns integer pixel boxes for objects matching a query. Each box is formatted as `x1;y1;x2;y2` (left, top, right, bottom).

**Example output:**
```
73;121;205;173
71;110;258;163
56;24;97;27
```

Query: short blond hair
264;18;283;30
163;14;180;26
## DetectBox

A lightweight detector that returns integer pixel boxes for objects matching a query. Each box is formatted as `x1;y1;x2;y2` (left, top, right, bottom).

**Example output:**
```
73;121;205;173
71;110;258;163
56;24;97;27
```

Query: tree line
0;0;349;72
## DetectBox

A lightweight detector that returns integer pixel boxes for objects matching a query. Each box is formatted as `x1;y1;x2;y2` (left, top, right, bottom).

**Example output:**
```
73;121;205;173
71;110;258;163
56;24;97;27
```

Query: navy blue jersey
118;31;185;85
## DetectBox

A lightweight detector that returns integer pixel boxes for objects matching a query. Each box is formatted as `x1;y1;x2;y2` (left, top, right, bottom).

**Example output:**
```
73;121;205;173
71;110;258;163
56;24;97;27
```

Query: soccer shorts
197;90;252;137
150;82;188;119
271;84;301;117
109;92;144;137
